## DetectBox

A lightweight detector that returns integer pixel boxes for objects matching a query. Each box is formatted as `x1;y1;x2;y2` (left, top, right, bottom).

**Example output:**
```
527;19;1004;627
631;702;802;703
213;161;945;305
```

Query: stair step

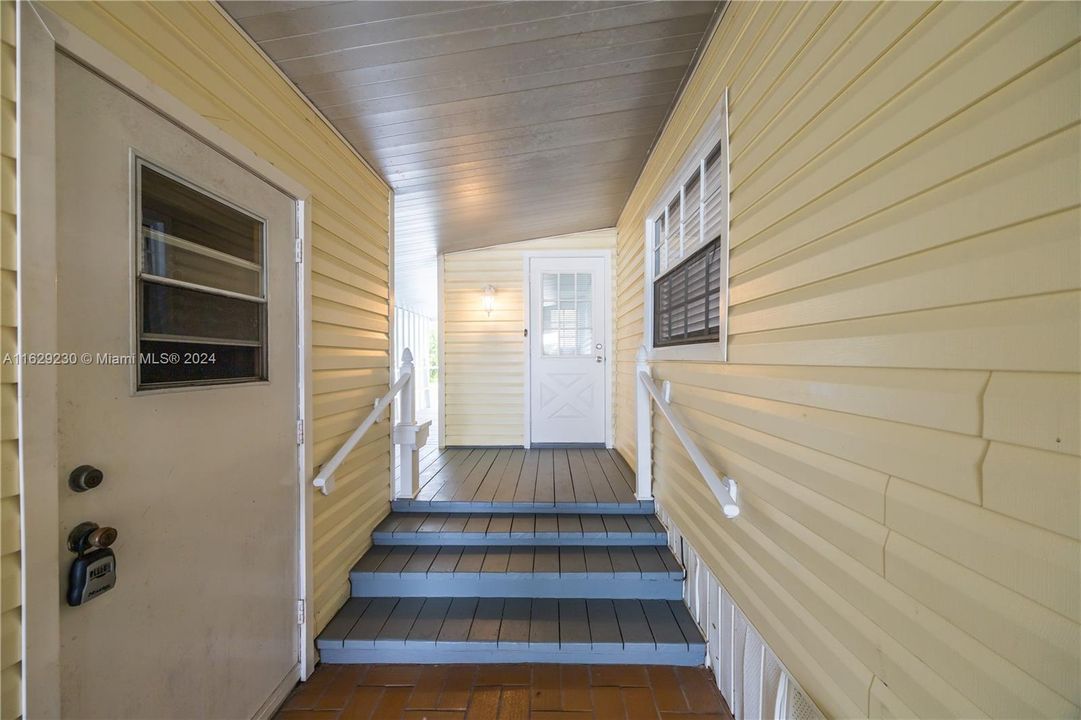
316;597;706;666
350;545;684;599
372;512;668;546
392;499;655;515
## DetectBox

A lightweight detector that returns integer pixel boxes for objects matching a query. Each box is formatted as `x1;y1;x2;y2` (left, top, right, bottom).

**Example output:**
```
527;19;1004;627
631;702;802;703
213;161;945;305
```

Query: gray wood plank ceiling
223;1;722;312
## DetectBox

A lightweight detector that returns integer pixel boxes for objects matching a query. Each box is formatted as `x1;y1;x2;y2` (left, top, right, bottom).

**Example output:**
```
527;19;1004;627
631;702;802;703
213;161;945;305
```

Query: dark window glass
137;162;267;389
142;167;262;264
653;237;721;348
141;282;262;343
138;341;262;386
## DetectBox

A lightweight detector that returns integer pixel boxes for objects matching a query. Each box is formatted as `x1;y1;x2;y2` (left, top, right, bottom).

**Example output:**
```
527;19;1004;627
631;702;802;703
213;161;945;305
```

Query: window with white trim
645;90;730;360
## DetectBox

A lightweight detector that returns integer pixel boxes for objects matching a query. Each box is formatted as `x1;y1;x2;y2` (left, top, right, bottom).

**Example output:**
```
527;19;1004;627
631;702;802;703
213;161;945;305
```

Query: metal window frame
134;156;270;390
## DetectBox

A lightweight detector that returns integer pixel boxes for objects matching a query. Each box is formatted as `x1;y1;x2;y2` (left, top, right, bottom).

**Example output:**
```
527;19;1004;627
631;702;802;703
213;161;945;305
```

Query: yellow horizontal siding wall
0;1;18;717
615;2;1080;718
442;229;615;446
44;2;392;634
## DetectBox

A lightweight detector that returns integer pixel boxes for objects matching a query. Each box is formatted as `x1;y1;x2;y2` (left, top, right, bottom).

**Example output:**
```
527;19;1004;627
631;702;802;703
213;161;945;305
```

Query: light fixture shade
482;284;496;316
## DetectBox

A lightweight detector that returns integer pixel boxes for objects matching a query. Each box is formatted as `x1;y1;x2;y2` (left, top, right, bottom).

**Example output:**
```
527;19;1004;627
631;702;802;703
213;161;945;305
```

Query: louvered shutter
652;237;721;347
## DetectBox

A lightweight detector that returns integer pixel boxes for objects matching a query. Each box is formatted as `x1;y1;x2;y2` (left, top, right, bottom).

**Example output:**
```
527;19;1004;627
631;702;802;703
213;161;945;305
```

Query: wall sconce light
482;284;497;317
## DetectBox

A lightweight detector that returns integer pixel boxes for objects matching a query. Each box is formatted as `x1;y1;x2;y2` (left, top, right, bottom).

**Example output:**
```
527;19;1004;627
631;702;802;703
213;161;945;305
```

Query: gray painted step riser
350;575;683;600
319;647;705;666
392;500;655;515
372;533;667;546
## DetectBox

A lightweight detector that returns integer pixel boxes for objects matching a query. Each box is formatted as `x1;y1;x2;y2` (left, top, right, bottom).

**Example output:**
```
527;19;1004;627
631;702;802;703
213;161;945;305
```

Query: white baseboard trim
655;500;826;720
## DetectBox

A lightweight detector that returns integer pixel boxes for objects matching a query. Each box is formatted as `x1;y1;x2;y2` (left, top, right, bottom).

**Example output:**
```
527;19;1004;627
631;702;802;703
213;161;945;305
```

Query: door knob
595;356;604;363
67;521;118;554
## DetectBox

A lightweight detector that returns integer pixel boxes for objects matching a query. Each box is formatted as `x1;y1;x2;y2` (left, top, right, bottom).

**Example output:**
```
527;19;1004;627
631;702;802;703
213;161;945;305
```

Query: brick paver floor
275;663;735;720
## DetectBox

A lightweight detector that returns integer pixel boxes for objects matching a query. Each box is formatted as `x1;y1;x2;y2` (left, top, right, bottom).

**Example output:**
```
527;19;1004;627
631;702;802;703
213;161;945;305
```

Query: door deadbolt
69;465;104;493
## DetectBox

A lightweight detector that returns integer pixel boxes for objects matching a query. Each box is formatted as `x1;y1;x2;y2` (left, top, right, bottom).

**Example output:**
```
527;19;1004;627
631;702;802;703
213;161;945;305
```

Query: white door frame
521;250;614;449
17;4;316;717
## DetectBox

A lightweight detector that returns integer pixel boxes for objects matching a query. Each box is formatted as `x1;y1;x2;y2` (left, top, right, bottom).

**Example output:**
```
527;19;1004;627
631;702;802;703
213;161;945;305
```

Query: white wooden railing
636;346;739;518
393;306;434;416
313;348;430;497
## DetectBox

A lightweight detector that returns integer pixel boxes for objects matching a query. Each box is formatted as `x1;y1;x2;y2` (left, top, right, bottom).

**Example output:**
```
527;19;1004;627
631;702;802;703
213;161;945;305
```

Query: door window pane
141;283;262;343
540;272;593;356
142;166;262;264
143;228;261;296
137;161;268;389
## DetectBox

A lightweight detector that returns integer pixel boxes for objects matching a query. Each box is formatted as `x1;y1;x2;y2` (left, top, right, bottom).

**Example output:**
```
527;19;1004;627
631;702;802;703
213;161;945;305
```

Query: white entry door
529;256;607;444
54;56;299;718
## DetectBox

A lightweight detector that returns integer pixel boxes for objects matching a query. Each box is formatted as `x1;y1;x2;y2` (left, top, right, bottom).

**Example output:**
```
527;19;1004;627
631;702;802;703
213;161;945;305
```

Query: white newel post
393;348;430;499
635;345;653;500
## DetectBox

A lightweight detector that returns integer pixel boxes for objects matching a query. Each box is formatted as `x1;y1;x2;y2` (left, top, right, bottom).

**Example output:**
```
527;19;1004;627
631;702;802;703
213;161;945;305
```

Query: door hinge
295;237;303;263
296;599;306;625
296;419;304;445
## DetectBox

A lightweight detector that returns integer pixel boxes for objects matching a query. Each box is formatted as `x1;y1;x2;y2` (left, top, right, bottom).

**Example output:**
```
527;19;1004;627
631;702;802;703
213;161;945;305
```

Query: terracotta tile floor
276;663;734;720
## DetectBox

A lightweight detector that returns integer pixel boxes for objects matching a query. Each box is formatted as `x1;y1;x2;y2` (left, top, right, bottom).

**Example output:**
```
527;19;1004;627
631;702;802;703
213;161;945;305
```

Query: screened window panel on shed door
137;162;268;389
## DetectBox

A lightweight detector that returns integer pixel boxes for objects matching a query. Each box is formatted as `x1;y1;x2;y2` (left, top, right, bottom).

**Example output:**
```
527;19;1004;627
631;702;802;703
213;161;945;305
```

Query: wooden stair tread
317;597;705;665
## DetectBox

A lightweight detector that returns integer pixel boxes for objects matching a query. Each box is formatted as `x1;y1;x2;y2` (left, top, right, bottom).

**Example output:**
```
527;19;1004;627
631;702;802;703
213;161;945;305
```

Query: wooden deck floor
394;446;647;513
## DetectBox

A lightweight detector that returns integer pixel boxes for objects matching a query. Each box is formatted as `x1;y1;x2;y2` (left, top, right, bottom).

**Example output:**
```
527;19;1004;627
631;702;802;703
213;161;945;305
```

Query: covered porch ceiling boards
223;1;722;257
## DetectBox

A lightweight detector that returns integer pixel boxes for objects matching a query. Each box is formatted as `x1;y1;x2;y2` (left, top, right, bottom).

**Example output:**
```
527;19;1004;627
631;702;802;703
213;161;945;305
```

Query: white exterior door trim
17;4;316;716
522;250;614;449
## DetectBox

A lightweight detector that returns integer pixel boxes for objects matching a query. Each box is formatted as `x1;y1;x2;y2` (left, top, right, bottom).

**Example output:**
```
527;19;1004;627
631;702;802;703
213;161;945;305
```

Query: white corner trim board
655;500;826;720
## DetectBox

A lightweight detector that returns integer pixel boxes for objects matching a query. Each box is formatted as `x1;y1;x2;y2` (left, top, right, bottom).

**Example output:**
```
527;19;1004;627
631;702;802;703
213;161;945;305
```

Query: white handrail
636;347;739;518
313;349;414;496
